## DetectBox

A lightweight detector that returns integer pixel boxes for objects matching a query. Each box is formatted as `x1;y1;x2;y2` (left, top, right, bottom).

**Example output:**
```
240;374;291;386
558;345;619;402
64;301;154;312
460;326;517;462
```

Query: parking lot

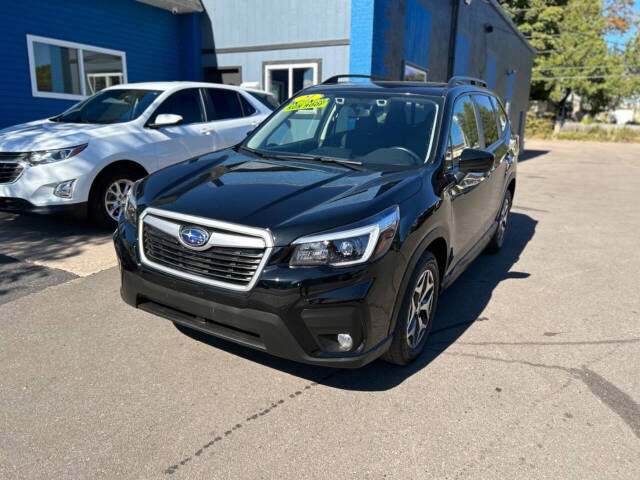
1;140;639;479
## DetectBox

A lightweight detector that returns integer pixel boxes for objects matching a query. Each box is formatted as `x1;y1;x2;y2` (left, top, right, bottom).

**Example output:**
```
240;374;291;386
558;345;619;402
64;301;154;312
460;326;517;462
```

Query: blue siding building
0;0;202;128
202;0;534;139
1;0;533;138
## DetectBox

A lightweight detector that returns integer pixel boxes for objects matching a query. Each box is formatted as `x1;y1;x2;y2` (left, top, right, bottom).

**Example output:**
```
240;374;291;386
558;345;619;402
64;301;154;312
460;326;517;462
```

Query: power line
532;73;640;80
533;64;640;70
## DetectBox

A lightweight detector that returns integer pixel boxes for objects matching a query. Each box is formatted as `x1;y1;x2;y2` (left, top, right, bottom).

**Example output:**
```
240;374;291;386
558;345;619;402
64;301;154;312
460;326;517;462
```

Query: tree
501;0;623;122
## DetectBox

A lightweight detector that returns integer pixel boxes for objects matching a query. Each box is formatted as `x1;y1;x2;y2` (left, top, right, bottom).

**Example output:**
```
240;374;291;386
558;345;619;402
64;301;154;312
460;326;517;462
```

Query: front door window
265;63;318;103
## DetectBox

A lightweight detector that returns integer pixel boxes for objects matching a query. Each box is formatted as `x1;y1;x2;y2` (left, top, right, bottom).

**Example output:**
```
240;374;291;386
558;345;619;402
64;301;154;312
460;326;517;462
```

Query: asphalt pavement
0;140;638;479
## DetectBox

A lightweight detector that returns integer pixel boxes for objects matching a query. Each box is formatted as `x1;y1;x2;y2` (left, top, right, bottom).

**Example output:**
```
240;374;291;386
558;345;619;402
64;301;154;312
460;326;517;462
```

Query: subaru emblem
179;226;210;249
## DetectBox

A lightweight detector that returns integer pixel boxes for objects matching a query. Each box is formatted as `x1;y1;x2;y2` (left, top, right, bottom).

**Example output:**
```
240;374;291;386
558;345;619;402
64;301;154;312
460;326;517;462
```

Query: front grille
143;222;266;288
0;154;26;183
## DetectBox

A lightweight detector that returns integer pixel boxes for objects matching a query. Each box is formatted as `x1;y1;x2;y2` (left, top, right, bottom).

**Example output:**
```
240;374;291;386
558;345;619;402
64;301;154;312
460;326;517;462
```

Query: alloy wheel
406;268;435;349
104;179;133;221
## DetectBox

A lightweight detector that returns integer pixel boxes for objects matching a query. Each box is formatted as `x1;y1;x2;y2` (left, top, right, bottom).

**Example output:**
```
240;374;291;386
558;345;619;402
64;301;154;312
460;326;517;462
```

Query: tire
383;252;440;365
89;167;142;229
486;189;513;254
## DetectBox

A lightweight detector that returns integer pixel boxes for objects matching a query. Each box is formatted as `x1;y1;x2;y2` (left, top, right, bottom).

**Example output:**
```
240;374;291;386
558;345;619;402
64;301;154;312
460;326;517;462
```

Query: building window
403;62;428;82
264;61;319;104
26;34;127;101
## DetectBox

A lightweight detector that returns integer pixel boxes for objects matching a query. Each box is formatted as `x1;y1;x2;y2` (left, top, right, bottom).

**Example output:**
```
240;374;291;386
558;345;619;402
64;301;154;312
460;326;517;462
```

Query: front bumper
0;154;94;208
0;197;87;216
114;224;401;368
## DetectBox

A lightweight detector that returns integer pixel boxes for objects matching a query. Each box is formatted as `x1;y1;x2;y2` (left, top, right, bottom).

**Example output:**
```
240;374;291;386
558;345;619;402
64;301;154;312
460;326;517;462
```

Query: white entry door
264;63;319;104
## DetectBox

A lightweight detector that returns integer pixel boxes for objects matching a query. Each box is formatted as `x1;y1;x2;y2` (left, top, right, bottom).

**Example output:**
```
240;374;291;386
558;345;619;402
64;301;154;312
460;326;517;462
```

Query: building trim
203;39;350;55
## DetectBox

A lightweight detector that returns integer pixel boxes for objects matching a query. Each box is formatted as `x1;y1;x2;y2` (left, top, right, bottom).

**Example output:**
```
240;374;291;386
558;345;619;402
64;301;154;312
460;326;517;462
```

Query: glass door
265;63;318;104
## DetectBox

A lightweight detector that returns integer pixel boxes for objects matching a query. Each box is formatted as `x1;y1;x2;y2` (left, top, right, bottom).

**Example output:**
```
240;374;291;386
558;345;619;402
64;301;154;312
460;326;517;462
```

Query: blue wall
0;0;200;128
454;33;470;76
202;0;350;49
404;0;431;71
485;54;497;89
349;0;376;75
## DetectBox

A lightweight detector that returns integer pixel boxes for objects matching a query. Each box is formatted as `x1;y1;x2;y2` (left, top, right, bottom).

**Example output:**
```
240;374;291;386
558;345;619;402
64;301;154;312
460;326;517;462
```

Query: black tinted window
239;94;256;116
447;95;479;169
474;95;499;146
153;89;204;124
206;89;243;120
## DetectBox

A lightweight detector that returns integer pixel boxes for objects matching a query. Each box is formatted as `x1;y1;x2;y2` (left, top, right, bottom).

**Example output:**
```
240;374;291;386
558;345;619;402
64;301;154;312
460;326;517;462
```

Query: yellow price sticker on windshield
284;94;329;111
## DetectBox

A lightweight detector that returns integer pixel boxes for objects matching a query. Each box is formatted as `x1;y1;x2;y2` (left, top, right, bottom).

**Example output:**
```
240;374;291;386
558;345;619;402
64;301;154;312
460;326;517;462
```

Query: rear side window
238;94;257;116
205;88;244;120
446;95;480;169
248;91;278;109
474;95;499;146
493;97;509;134
153;88;205;124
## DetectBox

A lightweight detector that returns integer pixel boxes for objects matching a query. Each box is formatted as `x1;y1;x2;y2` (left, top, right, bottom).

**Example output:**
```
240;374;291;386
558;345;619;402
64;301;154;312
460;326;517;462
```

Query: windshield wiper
266;153;365;171
235;146;365;171
235;145;268;157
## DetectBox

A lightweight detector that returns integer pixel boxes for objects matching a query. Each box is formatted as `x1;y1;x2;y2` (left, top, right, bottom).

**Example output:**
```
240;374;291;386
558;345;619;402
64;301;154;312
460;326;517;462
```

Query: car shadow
176;212;537;391
0;212;112;263
519;149;549;162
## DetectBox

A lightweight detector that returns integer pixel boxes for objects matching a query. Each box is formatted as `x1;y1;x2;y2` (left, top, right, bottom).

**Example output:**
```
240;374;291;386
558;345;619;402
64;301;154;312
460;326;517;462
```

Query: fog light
337;333;353;351
53;179;76;198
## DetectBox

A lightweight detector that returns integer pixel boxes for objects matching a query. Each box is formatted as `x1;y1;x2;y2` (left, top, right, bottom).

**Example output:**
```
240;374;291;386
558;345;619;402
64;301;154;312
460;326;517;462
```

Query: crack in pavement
163;370;339;475
440;350;640;439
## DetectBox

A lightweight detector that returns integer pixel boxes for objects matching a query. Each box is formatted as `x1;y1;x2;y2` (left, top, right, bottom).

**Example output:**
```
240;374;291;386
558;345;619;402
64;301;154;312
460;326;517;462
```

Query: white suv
0;82;274;226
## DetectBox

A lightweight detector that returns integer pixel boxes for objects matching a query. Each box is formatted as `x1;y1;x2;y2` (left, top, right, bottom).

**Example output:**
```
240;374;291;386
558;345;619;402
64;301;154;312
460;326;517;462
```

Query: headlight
28;144;87;166
290;206;399;267
123;181;139;224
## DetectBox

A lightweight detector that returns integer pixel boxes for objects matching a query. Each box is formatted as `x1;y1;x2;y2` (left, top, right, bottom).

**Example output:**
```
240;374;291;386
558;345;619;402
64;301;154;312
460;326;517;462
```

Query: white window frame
26;34;128;101
264;62;319;100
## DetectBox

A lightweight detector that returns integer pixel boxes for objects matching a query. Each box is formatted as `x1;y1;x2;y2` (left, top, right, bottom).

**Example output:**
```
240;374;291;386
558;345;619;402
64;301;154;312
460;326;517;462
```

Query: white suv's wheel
90;167;143;228
104;179;133;221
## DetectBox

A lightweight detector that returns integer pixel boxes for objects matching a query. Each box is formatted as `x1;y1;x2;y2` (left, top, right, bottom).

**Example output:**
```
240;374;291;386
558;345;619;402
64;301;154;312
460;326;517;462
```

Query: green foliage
501;0;637;114
525;112;554;139
526;112;640;142
555;127;640;142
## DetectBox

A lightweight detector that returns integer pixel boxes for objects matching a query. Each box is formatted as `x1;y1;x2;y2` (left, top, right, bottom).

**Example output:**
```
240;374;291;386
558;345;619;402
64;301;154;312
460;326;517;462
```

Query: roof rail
447;76;488;89
322;74;386;84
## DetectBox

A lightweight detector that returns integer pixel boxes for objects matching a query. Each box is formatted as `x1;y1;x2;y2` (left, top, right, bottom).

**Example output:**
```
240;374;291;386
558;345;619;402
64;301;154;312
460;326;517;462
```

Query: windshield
54;89;161;124
245;91;440;168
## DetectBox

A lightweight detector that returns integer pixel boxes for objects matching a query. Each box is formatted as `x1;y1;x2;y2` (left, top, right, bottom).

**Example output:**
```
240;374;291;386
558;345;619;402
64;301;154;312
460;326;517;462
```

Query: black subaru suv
114;75;517;367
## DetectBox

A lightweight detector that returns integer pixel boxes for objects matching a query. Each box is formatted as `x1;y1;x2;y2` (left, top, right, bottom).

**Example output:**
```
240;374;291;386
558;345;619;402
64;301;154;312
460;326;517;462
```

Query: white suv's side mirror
149;113;183;128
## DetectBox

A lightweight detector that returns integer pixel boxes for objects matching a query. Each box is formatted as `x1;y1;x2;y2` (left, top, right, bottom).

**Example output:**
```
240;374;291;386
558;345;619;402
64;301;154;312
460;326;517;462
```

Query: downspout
447;0;460;79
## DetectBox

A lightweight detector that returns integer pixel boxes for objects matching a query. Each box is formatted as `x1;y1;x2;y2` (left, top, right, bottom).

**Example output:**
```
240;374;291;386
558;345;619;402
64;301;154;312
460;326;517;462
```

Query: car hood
140;149;423;246
0;119;117;151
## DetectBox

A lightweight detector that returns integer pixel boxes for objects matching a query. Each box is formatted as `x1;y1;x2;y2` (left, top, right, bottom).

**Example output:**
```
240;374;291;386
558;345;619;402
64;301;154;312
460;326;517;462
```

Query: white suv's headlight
28;144;87;166
290;206;399;267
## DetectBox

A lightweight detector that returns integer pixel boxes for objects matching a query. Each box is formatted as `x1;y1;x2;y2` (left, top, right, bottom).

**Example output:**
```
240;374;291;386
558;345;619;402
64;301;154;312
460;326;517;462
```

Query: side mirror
148;113;183;128
458;148;494;173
